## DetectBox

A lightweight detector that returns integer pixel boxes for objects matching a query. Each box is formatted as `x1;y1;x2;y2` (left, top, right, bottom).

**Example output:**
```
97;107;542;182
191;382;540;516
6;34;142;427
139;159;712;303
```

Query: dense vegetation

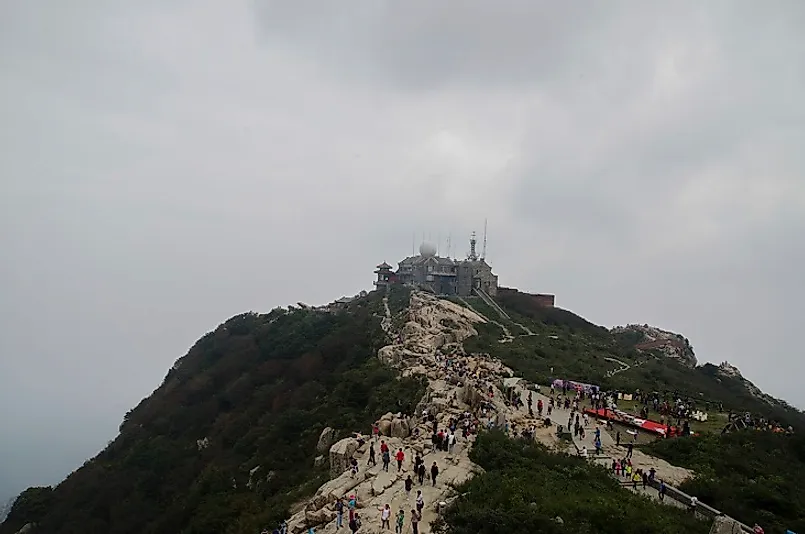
647;431;805;534
438;431;709;534
1;293;425;534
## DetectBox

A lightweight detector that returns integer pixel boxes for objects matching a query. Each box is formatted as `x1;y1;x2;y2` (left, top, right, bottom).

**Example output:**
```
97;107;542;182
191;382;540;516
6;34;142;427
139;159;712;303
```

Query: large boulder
461;383;484;408
329;437;359;478
317;427;337;453
390;416;411;438
378;345;402;366
309;471;364;511
304;507;336;526
378;419;392;436
710;516;743;534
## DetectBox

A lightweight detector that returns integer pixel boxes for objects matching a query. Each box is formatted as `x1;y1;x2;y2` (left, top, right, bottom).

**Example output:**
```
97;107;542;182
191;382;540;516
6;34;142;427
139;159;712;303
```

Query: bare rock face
317;427;337;454
461;383;485;408
314;455;326;468
709;515;743;534
389;416;411;438
329;438;359;478
299;472;365;522
305;507;336;526
377;345;402;366
371;471;400;496
611;324;697;367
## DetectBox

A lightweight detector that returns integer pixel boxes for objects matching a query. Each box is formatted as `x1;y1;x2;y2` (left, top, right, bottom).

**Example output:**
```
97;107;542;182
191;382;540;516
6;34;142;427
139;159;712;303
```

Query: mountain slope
1;291;424;534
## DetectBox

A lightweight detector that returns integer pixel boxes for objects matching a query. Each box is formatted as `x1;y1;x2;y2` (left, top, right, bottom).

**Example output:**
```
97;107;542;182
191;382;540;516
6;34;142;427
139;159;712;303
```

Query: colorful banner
552;379;600;393
584;408;670;436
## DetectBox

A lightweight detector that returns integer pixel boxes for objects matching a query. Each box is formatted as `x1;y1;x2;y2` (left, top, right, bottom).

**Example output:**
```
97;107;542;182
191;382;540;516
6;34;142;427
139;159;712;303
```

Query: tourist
405;475;413;498
348;512;361;534
416;490;424;514
382;448;391;472
411;507;422;534
395;509;405;534
431;461;440;486
395;448;405;472
335;498;344;529
368;442;376;466
378;504;391;530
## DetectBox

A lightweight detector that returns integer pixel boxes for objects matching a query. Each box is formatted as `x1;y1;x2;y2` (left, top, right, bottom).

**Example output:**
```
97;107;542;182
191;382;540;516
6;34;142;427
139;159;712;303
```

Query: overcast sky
1;0;804;503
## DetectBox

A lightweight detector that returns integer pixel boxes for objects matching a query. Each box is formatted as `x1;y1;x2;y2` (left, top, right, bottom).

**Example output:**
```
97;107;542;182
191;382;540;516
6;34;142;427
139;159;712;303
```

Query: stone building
374;233;498;297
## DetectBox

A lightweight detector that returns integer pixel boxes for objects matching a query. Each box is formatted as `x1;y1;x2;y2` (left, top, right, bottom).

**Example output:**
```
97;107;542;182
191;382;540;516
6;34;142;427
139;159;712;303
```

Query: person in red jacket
395;448;405;472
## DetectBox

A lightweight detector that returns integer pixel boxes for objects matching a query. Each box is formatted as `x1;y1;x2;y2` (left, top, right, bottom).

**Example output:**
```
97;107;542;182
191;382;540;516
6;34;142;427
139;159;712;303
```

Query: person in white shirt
378;504;391;530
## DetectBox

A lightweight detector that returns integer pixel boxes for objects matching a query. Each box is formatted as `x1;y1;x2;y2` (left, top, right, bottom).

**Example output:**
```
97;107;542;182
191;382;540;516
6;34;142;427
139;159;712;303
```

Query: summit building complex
373;232;499;298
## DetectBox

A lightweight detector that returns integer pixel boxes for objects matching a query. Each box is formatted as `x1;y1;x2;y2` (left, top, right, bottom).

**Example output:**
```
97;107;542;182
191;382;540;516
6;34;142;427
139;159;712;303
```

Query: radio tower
481;218;488;260
468;231;478;261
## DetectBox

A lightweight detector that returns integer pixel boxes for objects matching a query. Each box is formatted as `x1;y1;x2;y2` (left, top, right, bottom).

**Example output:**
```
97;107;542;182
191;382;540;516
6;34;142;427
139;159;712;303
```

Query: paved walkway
506;384;695;511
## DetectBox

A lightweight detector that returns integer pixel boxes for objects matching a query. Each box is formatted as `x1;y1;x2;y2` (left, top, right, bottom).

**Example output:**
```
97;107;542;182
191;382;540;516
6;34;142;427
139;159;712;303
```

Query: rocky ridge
286;291;548;534
287;292;696;534
717;361;793;408
612;324;697;367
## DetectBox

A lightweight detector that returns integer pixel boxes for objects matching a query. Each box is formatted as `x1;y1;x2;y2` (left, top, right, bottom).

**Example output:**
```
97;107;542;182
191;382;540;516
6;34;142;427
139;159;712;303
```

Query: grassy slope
439;432;709;534
1;292;425;534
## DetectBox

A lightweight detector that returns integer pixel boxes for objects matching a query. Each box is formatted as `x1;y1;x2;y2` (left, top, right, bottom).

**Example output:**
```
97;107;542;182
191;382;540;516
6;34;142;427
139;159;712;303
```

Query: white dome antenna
419;241;437;257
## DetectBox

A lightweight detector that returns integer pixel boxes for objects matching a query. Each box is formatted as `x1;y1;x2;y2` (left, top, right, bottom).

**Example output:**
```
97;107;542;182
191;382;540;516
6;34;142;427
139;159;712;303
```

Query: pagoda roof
376;261;393;269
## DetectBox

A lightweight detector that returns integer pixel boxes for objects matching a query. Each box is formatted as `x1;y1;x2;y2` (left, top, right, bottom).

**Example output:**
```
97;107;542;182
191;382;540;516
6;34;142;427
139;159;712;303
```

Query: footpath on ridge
284;291;716;534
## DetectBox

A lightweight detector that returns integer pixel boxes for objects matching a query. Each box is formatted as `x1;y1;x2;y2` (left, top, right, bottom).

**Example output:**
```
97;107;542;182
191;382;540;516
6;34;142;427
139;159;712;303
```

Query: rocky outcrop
328;438;360;479
285;291;517;534
377;292;486;368
611;324;697;367
709;515;745;534
317;427;337;454
716;361;791;407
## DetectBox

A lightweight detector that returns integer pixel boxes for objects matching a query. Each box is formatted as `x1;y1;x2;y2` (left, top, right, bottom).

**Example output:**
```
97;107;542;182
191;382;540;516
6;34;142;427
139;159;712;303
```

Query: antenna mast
447;234;452;258
482;218;488;260
412;232;415;256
